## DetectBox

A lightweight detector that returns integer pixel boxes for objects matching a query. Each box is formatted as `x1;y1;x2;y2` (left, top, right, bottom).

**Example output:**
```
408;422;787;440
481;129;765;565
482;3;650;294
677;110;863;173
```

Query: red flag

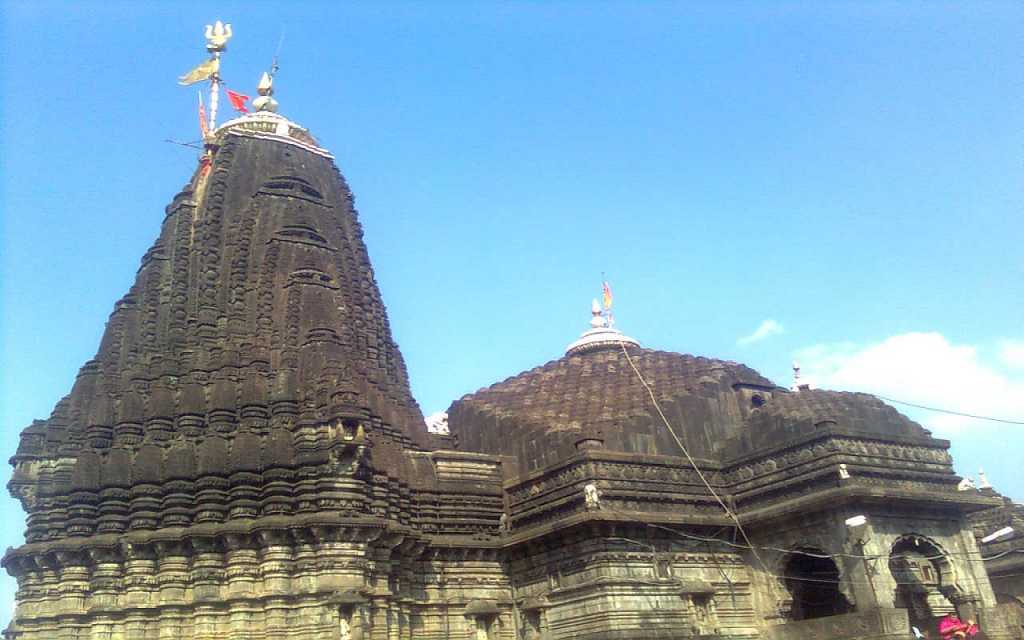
226;89;249;113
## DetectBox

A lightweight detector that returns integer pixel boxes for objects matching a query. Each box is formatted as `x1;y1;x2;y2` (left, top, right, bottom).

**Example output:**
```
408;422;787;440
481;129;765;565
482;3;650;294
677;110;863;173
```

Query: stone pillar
293;530;319;593
227;599;259;640
369;597;390;640
352;605;372;640
313;526;349;591
129;482;162;531
190;536;225;602
54;550;89;615
96;483;130;534
263;596;291;638
66;489;99;537
155;541;189;605
193;603;220;640
88;613;115;640
160;478;195;528
258;529;294;594
227;471;261;520
260;466;295;516
122;543;156;607
837;517;886;610
224;533;260;598
36;556;61;620
156;605;187;640
124;609;152;640
194;476;230;524
12;556;41;621
87;547;122;610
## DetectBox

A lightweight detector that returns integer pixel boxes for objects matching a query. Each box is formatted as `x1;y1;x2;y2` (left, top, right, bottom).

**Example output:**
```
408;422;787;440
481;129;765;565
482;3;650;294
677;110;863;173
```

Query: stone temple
4;38;1023;640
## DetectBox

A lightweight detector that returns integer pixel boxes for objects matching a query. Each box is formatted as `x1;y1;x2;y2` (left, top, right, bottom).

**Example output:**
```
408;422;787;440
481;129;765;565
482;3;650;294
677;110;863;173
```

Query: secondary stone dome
724;387;933;457
448;345;777;474
448;309;935;476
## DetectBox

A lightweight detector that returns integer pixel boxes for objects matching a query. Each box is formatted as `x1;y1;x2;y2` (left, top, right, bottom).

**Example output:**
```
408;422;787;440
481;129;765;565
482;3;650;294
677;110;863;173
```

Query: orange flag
198;93;208;137
602;281;613;310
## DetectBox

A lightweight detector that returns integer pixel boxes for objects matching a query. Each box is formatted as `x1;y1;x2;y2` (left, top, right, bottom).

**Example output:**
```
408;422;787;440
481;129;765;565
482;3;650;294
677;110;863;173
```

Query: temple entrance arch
889;534;957;634
782;547;853;621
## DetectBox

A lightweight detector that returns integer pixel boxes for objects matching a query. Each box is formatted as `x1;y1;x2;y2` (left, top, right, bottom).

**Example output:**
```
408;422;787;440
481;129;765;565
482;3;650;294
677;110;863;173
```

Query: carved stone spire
9;101;429;544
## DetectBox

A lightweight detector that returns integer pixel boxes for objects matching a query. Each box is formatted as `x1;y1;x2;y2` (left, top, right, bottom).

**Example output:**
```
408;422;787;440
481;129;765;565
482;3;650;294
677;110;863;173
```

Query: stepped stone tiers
3;110;1020;639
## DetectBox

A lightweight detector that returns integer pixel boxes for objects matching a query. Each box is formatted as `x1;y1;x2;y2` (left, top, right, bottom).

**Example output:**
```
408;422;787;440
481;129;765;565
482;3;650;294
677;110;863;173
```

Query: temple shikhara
4;23;1022;640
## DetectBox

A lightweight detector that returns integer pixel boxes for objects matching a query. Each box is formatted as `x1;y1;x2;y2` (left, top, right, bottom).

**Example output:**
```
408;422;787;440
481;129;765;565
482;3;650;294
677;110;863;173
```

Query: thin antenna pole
271;30;285;77
600;272;606;325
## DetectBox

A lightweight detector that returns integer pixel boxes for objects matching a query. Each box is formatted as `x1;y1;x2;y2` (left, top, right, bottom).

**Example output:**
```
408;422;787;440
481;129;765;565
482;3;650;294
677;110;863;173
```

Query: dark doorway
783;550;853;620
890;536;956;636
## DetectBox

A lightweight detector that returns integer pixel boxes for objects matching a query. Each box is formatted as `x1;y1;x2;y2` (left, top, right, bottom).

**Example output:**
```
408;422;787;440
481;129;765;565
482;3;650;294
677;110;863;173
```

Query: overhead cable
871;394;1024;426
619;342;771;574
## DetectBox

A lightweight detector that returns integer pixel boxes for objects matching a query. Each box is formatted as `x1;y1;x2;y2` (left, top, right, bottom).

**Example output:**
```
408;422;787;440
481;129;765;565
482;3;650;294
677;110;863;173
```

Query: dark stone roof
448;346;777;473
12;130;428;481
449;344;935;475
725;388;932;457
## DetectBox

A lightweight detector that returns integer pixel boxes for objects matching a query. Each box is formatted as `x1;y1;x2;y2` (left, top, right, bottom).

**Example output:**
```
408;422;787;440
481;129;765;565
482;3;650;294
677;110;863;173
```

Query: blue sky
2;0;1022;625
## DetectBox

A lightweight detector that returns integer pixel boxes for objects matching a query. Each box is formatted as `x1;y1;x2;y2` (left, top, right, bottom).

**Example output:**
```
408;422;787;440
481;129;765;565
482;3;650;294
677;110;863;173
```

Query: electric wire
618;341;771;574
601;507;1024;587
870;395;1024;426
639;521;1021;563
603;339;1023;591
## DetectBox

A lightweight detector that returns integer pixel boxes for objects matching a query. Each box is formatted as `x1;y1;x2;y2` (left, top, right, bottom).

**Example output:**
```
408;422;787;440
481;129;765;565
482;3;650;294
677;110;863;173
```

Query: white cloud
794;332;1024;435
998;340;1024;370
737;319;784;346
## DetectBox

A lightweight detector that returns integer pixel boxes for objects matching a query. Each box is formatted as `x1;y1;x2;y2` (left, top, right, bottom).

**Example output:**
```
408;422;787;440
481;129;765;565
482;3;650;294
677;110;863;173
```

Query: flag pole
202;21;232;133
208;65;220;131
601;272;607;326
197;91;208;138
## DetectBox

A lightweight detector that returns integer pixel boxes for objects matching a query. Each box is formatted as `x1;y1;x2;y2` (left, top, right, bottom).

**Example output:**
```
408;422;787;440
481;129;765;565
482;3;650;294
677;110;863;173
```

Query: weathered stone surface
450;348;773;474
4;108;1017;640
969;490;1024;635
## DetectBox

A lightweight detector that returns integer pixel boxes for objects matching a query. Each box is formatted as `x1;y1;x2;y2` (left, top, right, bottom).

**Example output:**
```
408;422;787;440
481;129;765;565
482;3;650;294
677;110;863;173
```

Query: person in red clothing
938;612;979;639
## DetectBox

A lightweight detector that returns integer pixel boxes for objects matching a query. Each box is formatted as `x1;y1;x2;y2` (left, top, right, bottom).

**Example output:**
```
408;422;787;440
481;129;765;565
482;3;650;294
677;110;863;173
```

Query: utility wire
871;395;1024;426
602;506;1021;562
609;338;1021;592
640;520;1021;564
609;342;1020;570
619;342;771;574
601;508;1024;588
